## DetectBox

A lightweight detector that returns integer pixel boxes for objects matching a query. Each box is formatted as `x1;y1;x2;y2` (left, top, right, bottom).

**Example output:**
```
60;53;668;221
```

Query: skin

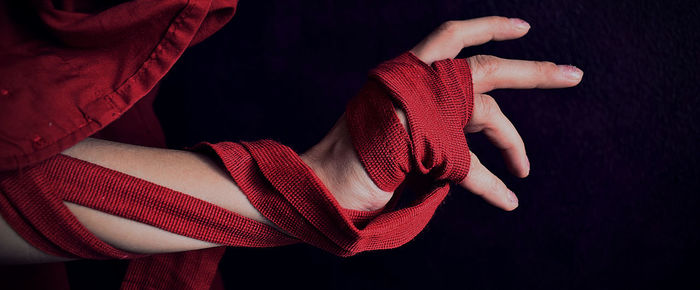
0;16;582;264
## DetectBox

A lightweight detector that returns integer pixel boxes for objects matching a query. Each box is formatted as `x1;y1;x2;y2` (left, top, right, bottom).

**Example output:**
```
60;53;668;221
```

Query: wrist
302;116;392;211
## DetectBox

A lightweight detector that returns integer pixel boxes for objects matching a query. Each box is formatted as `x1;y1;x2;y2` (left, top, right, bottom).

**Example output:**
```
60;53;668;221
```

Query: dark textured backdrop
153;1;698;289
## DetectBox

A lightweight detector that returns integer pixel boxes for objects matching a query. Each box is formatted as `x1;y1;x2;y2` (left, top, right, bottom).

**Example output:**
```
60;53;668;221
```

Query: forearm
1;114;394;264
62;137;272;228
1;138;276;263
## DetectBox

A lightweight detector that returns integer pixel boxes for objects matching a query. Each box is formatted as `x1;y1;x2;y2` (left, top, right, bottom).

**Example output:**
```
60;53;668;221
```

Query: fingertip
505;190;519;211
575;68;584;84
519;167;530;178
558;65;584;84
488;17;530;42
509;18;531;31
520;157;530;178
507;163;529;179
506;155;530;178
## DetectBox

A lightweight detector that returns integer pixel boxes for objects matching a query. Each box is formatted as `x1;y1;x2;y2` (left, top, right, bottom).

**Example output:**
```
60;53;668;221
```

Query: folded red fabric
0;52;473;288
348;52;473;191
0;0;238;171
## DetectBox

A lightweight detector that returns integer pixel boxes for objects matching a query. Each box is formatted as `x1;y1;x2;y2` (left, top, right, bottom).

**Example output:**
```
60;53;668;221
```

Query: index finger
411;16;531;65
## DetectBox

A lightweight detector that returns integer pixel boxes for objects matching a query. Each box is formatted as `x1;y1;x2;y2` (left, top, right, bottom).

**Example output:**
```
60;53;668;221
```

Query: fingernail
559;65;583;81
507;190;519;206
510;18;530;30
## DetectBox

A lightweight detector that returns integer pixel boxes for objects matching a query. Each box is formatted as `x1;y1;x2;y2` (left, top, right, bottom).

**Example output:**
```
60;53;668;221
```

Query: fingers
460;151;519;211
467;94;529;178
468;55;584;93
411;16;531;65
404;16;582;212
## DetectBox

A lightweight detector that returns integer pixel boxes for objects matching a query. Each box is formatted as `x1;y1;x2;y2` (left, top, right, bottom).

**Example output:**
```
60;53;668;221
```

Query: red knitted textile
348;52;473;191
0;52;473;288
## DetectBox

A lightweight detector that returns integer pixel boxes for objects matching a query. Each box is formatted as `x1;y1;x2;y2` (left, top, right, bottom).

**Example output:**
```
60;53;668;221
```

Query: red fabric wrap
347;52;474;191
0;52;474;288
195;140;446;256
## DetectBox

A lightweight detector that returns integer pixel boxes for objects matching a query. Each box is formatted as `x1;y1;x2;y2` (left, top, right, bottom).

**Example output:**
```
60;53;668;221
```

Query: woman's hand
303;16;583;212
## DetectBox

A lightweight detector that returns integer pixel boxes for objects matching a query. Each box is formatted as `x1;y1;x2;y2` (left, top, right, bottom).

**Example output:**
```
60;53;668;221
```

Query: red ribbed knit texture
347;52;473;191
0;52;473;289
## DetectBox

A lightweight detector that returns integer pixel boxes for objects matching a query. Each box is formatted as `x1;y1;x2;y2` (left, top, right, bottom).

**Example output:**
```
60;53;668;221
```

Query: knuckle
487;180;503;195
478;94;501;117
487;16;510;26
470;55;499;78
437;20;460;35
466;152;482;181
535;61;558;75
469;151;481;165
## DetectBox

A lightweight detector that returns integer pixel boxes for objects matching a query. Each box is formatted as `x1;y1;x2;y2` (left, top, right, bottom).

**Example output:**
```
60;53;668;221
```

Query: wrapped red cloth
0;1;473;289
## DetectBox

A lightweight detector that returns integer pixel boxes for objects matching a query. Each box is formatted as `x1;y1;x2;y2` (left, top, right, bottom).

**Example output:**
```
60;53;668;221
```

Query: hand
303;16;583;212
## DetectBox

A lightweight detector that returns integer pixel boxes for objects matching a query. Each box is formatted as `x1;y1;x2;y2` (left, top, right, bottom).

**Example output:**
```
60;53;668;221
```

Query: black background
83;0;700;289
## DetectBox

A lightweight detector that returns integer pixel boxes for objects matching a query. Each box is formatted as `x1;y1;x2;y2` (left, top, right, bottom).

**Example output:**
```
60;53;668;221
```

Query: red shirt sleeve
0;0;238;171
